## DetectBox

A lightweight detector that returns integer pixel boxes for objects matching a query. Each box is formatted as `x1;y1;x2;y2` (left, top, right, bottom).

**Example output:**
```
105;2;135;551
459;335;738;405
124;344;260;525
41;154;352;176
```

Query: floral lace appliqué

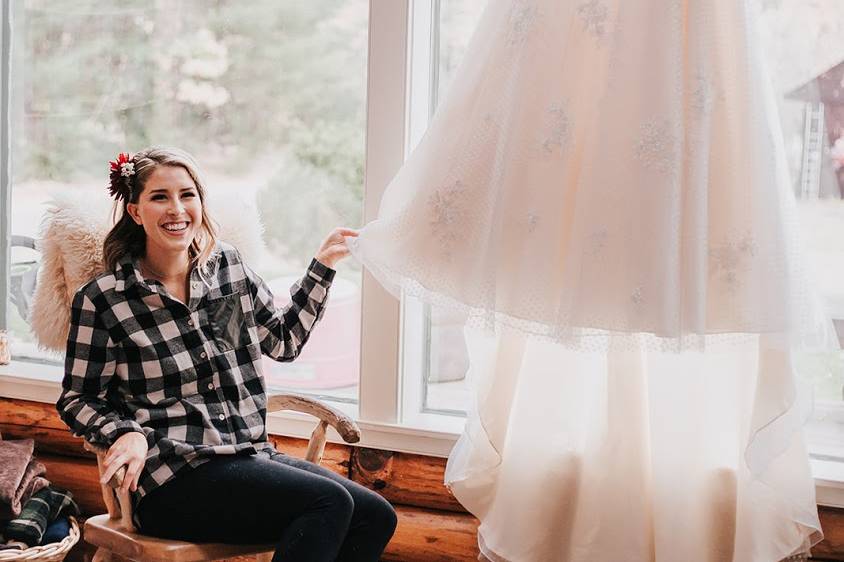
508;0;539;46
577;0;609;39
690;73;714;117
587;229;608;256
635;120;679;175
429;180;468;258
542;103;571;156
527;212;540;233
709;234;757;292
630;286;644;306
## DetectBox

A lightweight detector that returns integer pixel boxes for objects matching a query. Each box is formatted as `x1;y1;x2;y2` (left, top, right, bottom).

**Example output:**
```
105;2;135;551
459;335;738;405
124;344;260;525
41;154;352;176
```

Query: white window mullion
0;0;12;331
401;0;438;427
406;0;437;149
358;0;411;424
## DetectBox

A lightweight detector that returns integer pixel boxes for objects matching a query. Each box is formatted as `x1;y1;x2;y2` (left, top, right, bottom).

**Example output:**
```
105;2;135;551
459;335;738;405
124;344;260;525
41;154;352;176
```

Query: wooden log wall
2;397;844;561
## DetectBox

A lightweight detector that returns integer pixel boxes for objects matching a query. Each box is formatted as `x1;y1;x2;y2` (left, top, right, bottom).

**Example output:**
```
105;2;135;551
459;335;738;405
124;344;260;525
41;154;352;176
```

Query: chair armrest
266;393;361;465
266;393;361;444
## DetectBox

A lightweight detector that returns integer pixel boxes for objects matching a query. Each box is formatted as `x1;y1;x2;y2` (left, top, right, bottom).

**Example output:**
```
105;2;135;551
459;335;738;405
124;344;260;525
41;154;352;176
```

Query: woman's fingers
101;450;137;487
133;466;143;492
121;458;142;494
100;453;125;484
104;448;119;466
335;227;359;237
101;433;148;491
315;227;359;268
104;455;138;492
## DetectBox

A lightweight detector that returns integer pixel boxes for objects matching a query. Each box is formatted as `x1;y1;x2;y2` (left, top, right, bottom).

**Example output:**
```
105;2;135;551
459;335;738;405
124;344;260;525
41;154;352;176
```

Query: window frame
0;0;11;334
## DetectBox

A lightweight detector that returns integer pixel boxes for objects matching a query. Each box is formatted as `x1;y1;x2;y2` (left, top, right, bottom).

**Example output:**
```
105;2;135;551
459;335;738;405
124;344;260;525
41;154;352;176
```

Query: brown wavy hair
102;146;219;274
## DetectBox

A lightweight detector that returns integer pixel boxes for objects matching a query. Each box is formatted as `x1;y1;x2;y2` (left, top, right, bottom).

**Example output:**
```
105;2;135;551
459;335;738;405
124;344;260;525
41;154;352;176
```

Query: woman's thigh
136;455;354;544
267;453;395;518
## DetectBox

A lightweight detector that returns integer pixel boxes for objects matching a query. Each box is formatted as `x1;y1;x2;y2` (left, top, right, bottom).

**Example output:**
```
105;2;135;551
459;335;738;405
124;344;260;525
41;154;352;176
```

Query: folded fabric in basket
0;439;49;521
4;487;80;547
40;516;71;546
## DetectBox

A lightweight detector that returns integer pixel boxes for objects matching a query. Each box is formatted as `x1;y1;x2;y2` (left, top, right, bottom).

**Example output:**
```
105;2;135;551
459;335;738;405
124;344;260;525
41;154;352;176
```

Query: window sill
812;458;844;508
1;363;842;507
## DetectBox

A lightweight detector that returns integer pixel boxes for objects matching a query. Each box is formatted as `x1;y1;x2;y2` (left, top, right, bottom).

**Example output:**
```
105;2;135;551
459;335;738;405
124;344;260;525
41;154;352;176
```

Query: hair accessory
108;152;135;202
110;152;135;177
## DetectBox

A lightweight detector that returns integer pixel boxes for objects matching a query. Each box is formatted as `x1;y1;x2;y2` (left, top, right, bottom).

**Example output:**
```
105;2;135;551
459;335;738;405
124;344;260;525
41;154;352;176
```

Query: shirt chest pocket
206;293;251;351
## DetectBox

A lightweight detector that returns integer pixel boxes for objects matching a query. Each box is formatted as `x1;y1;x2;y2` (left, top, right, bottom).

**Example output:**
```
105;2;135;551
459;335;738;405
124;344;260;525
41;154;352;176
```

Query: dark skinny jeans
135;453;397;562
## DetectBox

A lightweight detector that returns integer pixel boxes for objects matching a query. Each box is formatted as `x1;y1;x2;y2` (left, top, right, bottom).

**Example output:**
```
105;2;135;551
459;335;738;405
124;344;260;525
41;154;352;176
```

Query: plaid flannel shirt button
218;413;225;421
187;318;194;327
200;351;207;359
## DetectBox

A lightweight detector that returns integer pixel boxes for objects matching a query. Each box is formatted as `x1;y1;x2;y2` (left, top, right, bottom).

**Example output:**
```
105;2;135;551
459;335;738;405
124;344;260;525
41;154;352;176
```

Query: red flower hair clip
109;152;135;177
108;152;136;202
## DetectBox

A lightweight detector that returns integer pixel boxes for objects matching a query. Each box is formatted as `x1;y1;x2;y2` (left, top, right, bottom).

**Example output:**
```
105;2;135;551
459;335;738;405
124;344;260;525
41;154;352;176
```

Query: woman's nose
167;200;185;215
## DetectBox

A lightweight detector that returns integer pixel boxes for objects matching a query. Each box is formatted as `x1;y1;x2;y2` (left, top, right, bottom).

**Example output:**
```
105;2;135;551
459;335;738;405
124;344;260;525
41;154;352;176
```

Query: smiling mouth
161;221;190;233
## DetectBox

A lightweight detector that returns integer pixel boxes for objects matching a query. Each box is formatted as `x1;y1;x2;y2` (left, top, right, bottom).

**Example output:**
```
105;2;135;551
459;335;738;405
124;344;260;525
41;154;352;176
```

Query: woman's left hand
315;227;359;269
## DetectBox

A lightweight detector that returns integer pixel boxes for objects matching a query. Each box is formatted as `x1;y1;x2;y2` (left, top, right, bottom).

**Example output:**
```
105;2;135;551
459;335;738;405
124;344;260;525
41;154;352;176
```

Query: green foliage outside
15;0;366;273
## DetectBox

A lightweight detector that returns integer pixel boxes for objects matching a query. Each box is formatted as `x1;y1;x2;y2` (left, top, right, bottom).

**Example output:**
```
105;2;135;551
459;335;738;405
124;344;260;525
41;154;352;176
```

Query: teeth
163;222;188;231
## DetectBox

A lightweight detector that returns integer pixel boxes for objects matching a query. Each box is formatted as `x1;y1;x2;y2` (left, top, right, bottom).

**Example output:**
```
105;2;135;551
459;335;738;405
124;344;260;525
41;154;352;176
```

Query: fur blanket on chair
30;190;266;352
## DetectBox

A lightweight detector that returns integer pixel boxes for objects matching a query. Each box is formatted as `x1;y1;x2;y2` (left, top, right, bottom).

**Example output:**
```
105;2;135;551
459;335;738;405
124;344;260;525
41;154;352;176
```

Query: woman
56;146;396;561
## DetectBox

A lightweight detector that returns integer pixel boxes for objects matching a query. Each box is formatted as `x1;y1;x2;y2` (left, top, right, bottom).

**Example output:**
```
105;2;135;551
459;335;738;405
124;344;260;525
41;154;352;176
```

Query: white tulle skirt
443;328;821;561
347;0;836;559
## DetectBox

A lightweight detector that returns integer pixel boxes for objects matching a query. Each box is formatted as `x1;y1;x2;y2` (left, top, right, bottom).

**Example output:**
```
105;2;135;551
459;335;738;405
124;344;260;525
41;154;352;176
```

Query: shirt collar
113;242;223;294
114;252;159;294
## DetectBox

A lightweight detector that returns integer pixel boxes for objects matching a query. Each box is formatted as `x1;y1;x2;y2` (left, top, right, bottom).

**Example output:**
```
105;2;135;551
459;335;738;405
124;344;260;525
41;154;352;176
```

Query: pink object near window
261;276;361;390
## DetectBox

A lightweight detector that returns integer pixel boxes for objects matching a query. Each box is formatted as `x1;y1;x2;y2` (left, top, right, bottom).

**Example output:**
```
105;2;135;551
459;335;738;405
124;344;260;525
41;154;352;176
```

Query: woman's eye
151;194;166;201
183;192;197;198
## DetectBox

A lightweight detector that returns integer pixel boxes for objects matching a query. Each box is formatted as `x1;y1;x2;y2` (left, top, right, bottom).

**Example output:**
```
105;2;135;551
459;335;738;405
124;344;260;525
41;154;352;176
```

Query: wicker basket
0;517;80;562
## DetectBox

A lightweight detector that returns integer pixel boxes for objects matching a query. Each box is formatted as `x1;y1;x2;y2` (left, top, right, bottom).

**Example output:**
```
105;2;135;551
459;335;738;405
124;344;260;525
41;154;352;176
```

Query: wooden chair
82;394;361;562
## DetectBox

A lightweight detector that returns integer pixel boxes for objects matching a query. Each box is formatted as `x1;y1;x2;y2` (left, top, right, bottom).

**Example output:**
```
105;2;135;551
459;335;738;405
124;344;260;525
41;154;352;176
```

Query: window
398;1;488;426
1;1;842;461
3;0;368;403
756;1;844;460
760;2;844;410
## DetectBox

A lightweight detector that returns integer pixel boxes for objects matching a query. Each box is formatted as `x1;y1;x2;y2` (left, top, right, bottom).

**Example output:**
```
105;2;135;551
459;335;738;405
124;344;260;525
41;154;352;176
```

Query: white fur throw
30;190;265;352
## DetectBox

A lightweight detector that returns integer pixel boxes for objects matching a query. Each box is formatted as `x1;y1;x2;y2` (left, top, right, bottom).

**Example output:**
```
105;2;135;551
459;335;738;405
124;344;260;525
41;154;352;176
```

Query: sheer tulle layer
348;0;834;351
444;327;821;562
349;239;830;353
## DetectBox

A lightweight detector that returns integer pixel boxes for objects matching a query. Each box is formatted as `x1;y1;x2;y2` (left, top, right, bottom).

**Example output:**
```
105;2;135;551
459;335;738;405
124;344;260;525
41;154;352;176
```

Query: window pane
757;2;844;408
422;0;488;415
11;1;367;402
436;0;488;104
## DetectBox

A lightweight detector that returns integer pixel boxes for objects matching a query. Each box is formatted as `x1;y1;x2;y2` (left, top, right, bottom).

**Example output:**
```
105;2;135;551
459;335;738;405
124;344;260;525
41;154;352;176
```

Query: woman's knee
316;479;356;522
356;490;398;537
375;496;398;537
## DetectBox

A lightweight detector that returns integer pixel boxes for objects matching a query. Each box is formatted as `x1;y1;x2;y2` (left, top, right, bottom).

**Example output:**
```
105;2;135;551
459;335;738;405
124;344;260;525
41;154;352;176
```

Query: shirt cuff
100;419;145;447
308;258;336;285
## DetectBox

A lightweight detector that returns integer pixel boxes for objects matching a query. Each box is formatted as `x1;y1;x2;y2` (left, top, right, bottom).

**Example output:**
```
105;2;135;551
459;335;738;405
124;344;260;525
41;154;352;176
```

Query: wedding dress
348;0;837;560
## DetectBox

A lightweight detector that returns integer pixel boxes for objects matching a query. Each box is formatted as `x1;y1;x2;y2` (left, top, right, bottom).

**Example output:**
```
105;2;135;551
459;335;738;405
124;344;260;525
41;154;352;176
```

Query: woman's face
126;165;203;259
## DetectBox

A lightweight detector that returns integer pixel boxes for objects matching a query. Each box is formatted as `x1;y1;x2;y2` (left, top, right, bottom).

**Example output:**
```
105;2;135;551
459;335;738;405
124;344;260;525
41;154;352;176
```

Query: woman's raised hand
315;227;359;269
101;431;148;494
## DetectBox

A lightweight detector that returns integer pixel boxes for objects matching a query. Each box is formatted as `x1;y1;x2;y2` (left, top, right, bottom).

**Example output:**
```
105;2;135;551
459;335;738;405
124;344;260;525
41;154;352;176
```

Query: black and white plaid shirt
56;241;335;505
